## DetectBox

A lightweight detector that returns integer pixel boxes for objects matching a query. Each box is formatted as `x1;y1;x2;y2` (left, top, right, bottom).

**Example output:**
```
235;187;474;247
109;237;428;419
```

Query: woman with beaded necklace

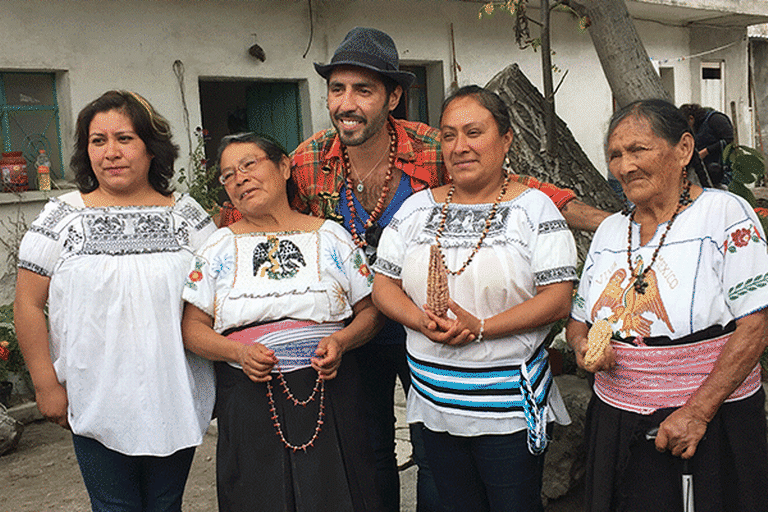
372;85;578;512
181;133;383;511
567;99;768;511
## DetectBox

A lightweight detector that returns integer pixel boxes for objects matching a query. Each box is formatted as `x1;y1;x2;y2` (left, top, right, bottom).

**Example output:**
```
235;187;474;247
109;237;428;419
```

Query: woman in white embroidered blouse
372;85;577;512
14;91;216;511
181;133;383;511
566;99;768;511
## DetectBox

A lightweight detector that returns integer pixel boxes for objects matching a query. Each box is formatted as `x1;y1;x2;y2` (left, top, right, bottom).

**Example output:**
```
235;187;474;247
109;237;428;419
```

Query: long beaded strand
627;178;691;294
342;126;396;248
434;172;511;276
266;367;325;452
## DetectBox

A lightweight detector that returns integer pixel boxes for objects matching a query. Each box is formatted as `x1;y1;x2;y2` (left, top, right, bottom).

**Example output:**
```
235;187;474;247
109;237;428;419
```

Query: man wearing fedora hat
292;27;445;512
288;26;609;512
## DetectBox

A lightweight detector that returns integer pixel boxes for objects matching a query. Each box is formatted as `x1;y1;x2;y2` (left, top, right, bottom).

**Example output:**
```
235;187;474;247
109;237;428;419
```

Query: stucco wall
0;0;757;297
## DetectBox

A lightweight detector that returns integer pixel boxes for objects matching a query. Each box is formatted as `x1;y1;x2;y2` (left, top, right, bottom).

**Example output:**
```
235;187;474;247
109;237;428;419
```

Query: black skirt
584;386;768;512
214;351;384;512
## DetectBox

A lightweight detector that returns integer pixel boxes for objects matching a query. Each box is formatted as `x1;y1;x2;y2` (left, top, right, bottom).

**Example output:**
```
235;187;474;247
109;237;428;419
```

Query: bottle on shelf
36;149;51;191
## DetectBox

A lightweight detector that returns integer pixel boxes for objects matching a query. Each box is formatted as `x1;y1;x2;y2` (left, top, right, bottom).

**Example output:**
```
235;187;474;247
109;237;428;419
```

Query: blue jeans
72;434;195;512
420;427;546;512
354;341;441;511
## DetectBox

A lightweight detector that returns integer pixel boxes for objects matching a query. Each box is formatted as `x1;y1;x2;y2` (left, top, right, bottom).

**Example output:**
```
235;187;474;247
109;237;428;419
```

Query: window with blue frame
0;72;64;191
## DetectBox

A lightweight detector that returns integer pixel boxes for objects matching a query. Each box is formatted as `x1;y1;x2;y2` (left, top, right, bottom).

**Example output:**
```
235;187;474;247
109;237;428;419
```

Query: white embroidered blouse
572;189;768;338
373;188;577;437
181;220;373;338
18;191;216;456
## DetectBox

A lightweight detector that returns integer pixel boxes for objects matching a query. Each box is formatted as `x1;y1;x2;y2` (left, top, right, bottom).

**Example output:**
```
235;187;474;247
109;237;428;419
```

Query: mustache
334;112;366;124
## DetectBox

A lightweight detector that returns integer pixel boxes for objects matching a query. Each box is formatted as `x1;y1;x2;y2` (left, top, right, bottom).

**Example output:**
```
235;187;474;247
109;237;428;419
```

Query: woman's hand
312;335;343;380
423;299;478;346
35;381;69;429
654;408;708;459
566;318;616;372
237;343;278;383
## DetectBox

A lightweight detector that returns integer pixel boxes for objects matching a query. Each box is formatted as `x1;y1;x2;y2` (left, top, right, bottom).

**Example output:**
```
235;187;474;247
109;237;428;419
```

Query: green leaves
728;272;768;301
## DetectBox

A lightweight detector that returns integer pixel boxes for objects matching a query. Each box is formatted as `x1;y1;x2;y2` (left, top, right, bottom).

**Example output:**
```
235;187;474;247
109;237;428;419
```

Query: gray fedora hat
314;27;416;90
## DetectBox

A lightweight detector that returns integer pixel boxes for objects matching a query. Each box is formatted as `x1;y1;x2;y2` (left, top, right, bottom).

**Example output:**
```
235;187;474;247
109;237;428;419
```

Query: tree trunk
570;0;669;107
485;64;624;261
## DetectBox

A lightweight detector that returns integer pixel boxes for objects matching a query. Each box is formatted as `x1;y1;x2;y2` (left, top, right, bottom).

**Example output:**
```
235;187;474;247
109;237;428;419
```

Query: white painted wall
0;0;757;292
0;0;753;175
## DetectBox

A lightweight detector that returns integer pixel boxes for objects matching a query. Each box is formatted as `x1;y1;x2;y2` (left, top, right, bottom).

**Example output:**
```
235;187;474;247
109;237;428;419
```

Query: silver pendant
357;182;365;193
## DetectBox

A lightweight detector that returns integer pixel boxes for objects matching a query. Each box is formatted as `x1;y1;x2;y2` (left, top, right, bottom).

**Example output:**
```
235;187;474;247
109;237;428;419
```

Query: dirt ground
0;417;582;512
0;420;218;512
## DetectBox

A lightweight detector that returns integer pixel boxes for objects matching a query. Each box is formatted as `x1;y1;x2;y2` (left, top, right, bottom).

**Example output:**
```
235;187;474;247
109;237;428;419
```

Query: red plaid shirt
290;117;447;220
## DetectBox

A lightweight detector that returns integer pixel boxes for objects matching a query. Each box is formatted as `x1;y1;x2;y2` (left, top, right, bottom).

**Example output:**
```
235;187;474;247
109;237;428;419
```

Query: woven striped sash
225;319;344;373
595;332;762;415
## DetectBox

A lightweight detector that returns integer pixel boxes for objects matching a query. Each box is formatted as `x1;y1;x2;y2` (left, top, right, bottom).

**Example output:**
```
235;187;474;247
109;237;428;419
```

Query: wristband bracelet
475;318;485;343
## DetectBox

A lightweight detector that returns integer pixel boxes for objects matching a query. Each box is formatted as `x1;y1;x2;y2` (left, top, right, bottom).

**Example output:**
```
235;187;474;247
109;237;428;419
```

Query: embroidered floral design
726;224;761;253
185;259;205;290
331;282;348;315
354;252;374;286
572;293;585;310
732;228;751;247
212;254;235;276
63;225;84;252
728;272;768;301
328;247;343;272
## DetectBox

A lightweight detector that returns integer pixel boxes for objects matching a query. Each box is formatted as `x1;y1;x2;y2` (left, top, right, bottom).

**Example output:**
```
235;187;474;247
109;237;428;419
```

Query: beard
332;103;390;147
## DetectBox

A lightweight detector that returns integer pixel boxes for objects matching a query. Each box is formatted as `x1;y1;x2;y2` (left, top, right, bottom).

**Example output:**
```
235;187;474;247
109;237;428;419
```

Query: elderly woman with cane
567;99;768;512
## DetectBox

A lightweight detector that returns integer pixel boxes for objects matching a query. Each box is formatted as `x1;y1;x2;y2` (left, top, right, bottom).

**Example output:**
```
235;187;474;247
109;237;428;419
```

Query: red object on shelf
0;152;29;192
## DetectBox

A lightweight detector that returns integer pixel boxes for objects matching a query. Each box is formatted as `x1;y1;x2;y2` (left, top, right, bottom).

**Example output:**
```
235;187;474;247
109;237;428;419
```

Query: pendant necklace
626;178;691;294
348;141;389;193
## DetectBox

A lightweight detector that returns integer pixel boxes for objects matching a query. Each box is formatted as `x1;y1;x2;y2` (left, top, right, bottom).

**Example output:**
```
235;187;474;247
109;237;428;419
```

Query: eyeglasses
218;155;270;185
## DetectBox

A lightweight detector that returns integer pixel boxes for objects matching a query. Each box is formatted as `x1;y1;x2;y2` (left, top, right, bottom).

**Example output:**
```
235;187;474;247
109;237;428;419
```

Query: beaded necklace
266;367;325;452
342;126;396;248
626;178;692;294
434;172;511;276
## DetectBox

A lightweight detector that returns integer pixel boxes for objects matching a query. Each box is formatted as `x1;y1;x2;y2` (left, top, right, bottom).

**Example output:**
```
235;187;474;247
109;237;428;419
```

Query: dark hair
439;85;512;136
678;103;709;132
215;133;297;204
71;90;178;195
606;98;698;174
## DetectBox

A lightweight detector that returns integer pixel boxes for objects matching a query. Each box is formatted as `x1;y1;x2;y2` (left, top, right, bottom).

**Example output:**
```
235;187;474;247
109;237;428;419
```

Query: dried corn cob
584;319;612;368
426;245;449;316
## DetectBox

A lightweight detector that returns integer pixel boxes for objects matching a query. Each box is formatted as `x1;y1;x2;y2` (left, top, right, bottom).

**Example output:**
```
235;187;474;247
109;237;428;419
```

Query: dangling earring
503;155;512;176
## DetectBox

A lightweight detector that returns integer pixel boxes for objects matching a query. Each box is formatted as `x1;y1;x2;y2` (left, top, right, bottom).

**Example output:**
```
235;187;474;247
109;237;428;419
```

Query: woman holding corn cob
372;85;578;512
566;99;768;512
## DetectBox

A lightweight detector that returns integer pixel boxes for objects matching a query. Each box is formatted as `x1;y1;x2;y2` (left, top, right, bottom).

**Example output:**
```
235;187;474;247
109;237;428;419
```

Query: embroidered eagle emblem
252;237;306;280
591;256;674;338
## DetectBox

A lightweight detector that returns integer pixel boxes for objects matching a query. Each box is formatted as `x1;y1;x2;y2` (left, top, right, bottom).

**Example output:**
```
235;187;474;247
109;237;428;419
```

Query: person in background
14;90;216;512
679;103;734;187
181;133;383;511
568;99;768;511
372;85;577;512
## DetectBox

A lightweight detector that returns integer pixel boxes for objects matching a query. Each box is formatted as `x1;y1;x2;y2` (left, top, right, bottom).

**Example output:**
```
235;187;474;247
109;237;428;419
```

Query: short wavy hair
71;90;178;194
